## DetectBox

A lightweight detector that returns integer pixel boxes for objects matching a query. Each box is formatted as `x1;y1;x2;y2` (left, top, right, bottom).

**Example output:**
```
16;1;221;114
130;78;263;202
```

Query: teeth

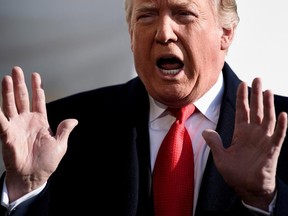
160;68;181;75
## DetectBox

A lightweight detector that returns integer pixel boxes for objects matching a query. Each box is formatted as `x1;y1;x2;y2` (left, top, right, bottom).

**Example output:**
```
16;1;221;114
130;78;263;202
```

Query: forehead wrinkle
135;0;199;12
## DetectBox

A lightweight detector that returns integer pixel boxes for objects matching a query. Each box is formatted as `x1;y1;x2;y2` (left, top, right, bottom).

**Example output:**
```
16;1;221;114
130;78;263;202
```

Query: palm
218;120;280;194
2;112;65;179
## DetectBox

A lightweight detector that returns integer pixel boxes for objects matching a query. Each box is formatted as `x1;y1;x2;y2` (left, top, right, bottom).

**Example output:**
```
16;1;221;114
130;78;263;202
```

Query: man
0;0;288;215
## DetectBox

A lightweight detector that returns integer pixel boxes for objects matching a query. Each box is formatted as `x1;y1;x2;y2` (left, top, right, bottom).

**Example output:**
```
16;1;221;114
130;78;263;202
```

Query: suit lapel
195;62;244;215
128;78;154;215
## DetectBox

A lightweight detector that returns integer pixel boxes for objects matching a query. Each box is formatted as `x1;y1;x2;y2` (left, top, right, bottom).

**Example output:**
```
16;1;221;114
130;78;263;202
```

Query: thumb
202;129;224;158
56;119;78;142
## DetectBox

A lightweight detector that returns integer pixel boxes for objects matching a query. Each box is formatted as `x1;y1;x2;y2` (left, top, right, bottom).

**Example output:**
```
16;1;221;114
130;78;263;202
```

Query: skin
0;0;287;213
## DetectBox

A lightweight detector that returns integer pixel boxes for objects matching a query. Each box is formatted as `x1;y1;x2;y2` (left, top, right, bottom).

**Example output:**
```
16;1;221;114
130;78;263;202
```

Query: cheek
130;25;145;52
132;30;153;61
191;35;221;62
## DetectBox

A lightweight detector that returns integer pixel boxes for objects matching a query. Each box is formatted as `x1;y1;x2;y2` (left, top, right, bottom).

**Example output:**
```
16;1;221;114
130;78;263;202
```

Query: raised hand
0;67;78;202
202;78;287;211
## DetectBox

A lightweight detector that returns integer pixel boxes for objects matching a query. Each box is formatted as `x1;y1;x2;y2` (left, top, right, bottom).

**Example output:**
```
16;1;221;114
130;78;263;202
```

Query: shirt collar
149;72;224;125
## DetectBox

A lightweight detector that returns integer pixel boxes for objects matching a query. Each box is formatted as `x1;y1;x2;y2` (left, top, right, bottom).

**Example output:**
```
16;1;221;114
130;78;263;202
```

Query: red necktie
153;104;195;216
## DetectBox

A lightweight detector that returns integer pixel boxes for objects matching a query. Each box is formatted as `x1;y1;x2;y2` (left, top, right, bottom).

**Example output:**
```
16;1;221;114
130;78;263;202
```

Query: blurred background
0;0;288;173
0;0;135;103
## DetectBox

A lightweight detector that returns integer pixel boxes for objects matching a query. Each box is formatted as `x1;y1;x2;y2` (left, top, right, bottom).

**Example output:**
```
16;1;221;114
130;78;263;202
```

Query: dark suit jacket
1;62;288;216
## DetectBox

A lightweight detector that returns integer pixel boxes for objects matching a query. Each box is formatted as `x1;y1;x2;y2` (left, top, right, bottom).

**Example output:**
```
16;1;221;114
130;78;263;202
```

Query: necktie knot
168;104;196;123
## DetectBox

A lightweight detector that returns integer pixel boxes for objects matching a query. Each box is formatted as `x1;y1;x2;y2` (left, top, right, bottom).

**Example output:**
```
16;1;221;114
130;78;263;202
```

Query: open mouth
157;57;184;75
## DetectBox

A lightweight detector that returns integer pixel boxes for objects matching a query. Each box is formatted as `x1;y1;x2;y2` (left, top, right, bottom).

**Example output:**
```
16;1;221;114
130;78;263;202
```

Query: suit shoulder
274;94;288;114
47;76;144;107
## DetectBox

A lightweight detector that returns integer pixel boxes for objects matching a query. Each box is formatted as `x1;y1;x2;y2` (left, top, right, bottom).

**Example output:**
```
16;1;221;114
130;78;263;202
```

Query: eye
136;12;157;24
179;11;192;16
176;10;197;23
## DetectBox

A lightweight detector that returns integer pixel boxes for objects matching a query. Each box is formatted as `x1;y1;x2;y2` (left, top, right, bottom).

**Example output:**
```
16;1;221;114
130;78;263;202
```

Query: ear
221;26;236;50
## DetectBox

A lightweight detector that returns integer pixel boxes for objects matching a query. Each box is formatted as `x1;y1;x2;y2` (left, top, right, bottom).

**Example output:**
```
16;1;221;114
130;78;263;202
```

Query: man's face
129;0;233;107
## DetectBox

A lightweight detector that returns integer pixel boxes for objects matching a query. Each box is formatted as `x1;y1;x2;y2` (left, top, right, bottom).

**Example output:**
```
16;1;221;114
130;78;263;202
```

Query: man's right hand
0;67;78;203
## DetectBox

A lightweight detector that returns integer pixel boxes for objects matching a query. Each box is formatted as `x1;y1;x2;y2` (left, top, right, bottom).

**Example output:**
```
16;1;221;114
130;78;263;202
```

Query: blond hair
124;0;239;29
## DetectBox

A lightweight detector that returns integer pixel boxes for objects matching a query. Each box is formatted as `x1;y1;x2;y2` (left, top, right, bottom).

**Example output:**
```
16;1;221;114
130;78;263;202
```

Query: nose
155;16;178;44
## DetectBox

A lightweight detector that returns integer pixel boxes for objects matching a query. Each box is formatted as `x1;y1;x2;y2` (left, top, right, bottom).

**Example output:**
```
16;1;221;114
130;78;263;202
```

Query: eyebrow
135;2;157;13
135;1;197;12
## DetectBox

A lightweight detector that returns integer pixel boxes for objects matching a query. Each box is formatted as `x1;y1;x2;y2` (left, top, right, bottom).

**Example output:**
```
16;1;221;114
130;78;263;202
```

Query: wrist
5;173;47;202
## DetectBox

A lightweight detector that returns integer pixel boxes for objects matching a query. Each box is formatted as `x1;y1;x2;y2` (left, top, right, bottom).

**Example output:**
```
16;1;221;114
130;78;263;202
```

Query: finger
235;81;249;125
0;108;9;135
262;90;276;133
55;119;78;143
12;66;30;113
1;75;18;118
202;129;224;159
31;72;47;118
271;112;287;148
250;78;264;124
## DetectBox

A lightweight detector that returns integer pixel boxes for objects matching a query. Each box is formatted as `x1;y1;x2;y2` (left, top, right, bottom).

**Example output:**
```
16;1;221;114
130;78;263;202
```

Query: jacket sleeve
274;178;288;216
0;173;51;216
